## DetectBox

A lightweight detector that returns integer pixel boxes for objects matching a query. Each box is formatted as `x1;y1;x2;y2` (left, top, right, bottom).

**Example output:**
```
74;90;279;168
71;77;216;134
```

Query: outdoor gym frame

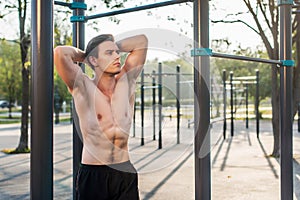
31;0;294;200
222;70;260;139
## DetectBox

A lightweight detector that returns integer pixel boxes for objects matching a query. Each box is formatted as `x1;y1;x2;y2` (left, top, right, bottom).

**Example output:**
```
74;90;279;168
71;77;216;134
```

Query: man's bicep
123;48;147;74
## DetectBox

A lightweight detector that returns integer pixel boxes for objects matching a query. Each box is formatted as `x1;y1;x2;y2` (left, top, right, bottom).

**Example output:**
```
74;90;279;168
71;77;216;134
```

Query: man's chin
108;70;121;76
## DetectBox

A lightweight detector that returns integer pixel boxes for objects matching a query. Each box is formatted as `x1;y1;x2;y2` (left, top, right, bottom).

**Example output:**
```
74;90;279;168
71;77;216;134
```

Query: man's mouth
114;62;121;66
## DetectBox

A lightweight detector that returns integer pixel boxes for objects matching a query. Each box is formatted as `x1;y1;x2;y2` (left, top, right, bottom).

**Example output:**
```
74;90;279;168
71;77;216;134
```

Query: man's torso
72;71;136;165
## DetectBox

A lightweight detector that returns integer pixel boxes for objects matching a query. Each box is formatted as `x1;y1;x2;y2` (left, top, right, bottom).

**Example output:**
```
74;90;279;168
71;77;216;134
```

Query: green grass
1;147;30;154
0;115;21;124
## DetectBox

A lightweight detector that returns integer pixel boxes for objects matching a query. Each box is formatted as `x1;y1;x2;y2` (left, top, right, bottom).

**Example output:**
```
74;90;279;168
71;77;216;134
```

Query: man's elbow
53;46;64;60
140;34;148;48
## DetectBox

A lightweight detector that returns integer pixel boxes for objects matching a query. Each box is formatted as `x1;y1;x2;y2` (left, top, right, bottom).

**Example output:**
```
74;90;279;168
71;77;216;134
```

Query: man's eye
116;50;120;55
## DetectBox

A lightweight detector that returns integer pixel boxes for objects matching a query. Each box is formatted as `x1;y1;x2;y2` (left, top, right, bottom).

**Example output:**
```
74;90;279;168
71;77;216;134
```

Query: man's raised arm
116;34;148;74
54;46;85;91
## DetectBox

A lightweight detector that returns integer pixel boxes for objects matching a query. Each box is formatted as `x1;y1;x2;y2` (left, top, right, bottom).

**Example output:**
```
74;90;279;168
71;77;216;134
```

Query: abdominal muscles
81;113;131;165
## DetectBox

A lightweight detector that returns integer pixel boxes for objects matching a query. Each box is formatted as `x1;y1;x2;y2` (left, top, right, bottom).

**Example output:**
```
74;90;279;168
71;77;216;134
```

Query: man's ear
88;55;98;67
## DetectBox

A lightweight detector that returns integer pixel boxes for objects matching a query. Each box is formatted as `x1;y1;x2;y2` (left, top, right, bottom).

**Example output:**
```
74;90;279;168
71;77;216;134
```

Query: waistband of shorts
79;161;136;173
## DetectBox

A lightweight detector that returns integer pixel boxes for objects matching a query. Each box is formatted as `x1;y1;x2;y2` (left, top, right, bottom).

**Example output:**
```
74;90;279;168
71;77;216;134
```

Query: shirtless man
54;34;148;200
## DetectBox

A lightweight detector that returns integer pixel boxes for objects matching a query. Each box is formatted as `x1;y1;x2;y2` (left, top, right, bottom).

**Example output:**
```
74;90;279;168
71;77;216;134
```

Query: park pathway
0;120;300;199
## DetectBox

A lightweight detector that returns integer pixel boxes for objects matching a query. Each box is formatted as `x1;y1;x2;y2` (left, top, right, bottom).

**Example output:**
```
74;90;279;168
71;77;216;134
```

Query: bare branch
258;0;272;31
211;19;260;35
242;0;275;56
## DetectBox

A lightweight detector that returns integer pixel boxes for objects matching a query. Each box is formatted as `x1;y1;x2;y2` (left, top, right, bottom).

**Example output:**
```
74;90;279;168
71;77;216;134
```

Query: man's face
96;41;121;75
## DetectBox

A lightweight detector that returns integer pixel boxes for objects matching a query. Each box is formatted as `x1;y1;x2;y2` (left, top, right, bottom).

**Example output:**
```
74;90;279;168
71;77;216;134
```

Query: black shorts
76;161;139;200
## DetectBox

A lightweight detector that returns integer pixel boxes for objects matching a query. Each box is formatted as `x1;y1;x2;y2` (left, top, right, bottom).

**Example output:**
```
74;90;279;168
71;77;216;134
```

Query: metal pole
245;83;249;129
72;1;85;199
230;71;234;137
212;52;282;65
194;0;211;199
279;1;293;199
86;0;193;21
298;103;300;132
141;69;145;146
31;0;53;199
176;65;180;144
255;70;260;138
223;70;227;139
133;101;136;137
158;63;163;149
152;70;156;141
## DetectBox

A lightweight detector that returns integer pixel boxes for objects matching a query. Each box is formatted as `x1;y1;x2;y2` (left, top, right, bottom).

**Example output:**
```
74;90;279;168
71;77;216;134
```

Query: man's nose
114;52;120;59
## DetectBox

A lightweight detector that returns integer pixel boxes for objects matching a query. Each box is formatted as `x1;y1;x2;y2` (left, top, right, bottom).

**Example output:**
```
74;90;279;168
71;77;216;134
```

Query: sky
80;0;263;61
0;0;263;61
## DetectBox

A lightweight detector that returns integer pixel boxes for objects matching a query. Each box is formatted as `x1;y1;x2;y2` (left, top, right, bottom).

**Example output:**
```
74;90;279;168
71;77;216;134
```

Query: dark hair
85;34;114;68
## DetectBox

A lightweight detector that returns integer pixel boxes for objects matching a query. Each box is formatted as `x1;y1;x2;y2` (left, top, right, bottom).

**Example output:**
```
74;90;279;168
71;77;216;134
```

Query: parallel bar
86;0;193;21
144;72;193;76
232;76;256;80
194;0;211;199
212;52;282;65
31;0;53;199
279;2;293;200
143;86;160;89
72;1;85;199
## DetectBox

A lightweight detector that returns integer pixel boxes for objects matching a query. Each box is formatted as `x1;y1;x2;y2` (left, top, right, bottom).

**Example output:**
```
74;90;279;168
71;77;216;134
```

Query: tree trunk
271;66;280;157
15;0;30;152
16;66;29;151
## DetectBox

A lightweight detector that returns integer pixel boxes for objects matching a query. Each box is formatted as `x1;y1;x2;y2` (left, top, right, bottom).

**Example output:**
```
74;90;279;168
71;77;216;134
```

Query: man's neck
95;73;116;98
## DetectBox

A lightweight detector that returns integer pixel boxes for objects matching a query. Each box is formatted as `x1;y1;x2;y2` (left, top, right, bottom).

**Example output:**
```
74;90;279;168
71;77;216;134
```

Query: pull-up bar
55;0;194;22
87;0;193;21
191;48;295;66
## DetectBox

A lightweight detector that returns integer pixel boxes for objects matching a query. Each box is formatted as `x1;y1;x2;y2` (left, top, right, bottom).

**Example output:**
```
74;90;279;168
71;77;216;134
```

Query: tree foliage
0;40;22;117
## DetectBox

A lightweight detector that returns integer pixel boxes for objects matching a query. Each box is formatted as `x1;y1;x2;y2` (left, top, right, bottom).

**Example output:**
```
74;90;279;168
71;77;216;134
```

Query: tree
0;40;22;118
210;0;300;157
16;0;31;152
0;0;31;152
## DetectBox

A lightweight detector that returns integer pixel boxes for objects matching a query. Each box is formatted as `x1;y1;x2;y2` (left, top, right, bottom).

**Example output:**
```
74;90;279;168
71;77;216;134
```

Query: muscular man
54;34;148;200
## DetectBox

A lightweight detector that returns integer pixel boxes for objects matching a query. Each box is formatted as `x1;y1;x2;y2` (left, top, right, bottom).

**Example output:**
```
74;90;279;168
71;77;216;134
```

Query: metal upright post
298;104;300;132
72;1;85;199
176;65;180;144
31;0;53;199
279;1;293;199
255;70;260;138
152;70;156;140
141;69;145;146
223;70;227;139
245;83;249;129
230;71;234;137
158;63;163;149
194;0;211;199
133;101;136;137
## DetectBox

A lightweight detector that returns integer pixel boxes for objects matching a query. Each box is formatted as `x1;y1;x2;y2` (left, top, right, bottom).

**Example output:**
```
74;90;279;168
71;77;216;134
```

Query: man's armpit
69;69;86;94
